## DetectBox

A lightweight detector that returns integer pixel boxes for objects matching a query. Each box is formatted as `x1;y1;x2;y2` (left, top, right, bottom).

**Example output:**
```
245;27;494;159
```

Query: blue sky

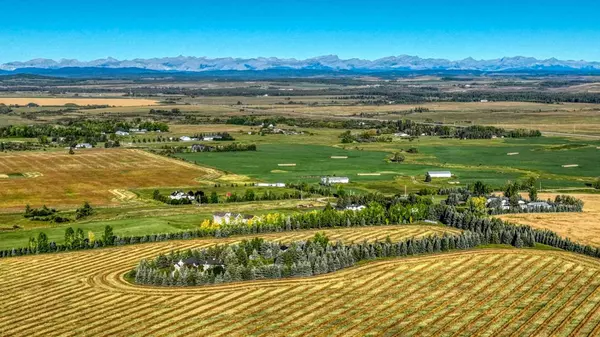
1;0;600;62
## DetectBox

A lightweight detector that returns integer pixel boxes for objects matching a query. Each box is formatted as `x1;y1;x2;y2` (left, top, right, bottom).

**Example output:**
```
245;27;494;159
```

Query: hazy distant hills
2;55;600;76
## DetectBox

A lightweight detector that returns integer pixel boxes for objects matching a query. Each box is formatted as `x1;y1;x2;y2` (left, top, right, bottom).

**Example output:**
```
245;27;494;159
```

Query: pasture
0;149;220;210
500;193;600;248
1;227;599;336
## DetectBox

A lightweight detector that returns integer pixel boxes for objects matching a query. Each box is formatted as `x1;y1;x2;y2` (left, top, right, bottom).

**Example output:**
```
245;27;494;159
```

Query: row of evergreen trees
438;206;600;259
4;201;600;261
130;231;485;287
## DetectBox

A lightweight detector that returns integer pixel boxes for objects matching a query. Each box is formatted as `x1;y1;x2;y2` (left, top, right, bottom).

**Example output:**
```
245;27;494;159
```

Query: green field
178;138;600;190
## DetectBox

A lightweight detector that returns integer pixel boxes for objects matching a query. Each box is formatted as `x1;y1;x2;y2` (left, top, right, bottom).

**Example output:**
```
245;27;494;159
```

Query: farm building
179;136;193;142
169;190;195;201
426;171;452;179
115;130;129;136
255;183;286;187
394;132;410;137
321;176;350;185
75;143;93;149
213;212;255;224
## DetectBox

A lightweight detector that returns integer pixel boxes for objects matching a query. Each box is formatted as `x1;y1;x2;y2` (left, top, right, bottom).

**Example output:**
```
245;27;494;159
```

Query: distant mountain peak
1;55;599;72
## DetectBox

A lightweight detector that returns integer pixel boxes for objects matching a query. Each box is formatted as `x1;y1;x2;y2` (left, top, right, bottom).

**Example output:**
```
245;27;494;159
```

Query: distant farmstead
321;176;350;185
426;171;452;179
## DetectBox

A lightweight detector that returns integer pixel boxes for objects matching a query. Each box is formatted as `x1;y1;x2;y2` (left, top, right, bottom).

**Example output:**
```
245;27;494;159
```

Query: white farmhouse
321;176;350;184
180;136;192;142
115;131;129;136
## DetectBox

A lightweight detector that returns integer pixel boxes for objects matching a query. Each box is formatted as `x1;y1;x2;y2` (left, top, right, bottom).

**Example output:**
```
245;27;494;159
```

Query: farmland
0;97;158;106
2;71;600;336
0;149;221;210
1;231;600;336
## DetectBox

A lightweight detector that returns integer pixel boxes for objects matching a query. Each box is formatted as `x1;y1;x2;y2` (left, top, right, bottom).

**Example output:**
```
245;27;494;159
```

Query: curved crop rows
1;225;599;336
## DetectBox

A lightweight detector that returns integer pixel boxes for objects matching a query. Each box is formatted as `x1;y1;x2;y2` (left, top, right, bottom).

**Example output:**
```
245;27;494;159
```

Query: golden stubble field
0;225;599;337
0;149;220;210
500;193;600;248
0;97;158;106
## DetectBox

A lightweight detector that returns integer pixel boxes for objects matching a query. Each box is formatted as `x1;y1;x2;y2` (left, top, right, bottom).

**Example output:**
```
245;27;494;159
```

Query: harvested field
0;149;221;210
500;193;600;248
1;226;599;336
507;152;519;156
278;163;296;166
330;156;348;159
0;97;158;106
562;164;579;168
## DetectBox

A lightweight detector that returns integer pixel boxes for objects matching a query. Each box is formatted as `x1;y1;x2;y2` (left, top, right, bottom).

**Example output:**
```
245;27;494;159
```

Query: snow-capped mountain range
1;55;600;72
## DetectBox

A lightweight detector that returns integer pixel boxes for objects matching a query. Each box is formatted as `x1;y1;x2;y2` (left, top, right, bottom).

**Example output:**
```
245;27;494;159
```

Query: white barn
426;171;452;179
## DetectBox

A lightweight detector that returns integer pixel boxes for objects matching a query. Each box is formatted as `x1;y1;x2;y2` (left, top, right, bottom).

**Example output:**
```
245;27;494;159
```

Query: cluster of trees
287;182;333;197
1;225;114;257
0;141;46;151
0;103;12;114
209;143;256;152
23;205;58;221
104;140;121;148
439;180;583;214
130;230;484;286
454;125;541;139
23;202;94;223
0;119;168;148
339;130;392;143
192;132;235;141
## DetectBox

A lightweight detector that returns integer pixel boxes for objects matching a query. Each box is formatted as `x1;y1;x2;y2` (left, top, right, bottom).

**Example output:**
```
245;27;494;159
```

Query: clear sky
2;0;599;63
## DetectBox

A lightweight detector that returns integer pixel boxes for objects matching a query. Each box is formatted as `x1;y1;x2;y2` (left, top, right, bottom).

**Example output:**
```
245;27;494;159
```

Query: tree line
3;198;599;261
130;231;485;286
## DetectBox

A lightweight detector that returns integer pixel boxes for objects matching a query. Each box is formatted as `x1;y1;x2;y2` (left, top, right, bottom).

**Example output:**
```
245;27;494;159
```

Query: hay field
0;149;220;210
0;97;158;106
500;193;600;248
1;226;599;336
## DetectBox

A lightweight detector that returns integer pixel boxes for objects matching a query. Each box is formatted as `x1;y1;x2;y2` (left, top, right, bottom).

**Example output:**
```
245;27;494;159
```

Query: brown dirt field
0;149;221;210
0;97;158;106
1;232;599;336
499;193;600;247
